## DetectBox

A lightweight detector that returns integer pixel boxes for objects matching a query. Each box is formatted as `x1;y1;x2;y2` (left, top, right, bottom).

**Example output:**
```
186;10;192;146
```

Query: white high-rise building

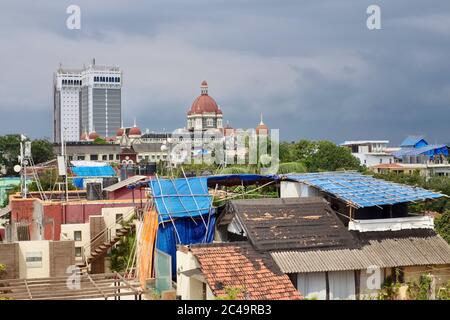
53;59;122;143
53;68;83;143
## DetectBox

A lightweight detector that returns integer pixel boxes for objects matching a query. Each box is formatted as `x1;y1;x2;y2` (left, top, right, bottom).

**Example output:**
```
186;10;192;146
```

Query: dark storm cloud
0;0;449;145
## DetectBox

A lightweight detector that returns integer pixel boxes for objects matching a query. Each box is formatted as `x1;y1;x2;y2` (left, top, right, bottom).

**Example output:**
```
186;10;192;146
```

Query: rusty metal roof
229;197;356;251
271;229;450;273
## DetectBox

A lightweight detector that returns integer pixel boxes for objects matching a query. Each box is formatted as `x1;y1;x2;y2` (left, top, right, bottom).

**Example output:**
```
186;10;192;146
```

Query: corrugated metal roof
285;172;444;208
103;175;147;192
271;230;450;273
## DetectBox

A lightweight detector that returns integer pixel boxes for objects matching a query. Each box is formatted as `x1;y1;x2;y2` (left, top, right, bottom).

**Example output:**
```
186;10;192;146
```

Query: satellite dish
13;165;22;173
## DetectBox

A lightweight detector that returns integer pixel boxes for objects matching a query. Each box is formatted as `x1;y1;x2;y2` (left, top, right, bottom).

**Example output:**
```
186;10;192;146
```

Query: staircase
87;223;135;265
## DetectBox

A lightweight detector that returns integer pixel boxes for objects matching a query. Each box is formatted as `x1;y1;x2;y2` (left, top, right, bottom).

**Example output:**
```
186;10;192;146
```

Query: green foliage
0;265;11;299
304;141;361;172
277;139;361;172
110;232;136;273
0;135;54;176
93;137;108;144
407;274;432;300
279;142;295;163
31;139;54;165
278;162;307;174
28;168;75;192
435;211;450;244
0;134;22;176
0;263;6;278
217;166;256;175
377;276;401;300
436;281;450;300
216;286;245;300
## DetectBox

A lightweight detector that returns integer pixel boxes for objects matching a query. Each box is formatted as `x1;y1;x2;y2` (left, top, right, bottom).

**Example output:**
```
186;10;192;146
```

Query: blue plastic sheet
149;177;212;221
71;166;116;177
393;144;448;158
71;166;116;188
156;212;216;278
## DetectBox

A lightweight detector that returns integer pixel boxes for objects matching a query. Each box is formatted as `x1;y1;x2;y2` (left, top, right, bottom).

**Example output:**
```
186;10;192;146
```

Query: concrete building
0;240;75;279
80;60;122;139
53;67;83;143
370;162;450;178
340;140;395;167
53;59;122;143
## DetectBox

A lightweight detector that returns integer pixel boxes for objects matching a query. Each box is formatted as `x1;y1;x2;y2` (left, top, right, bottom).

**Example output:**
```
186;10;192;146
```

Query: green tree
0;135;55;175
110;232;136;273
305;141;361;172
435;211;450;244
293;140;317;163
31;139;54;165
279;142;295;163
0;134;21;175
278;162;307;174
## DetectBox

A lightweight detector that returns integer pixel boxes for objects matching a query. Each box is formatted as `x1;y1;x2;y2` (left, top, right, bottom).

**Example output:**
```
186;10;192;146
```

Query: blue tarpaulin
149;177;212;222
71;166;116;177
156;212;216;278
149;177;215;278
71;166;116;188
393;144;449;158
285;172;444;208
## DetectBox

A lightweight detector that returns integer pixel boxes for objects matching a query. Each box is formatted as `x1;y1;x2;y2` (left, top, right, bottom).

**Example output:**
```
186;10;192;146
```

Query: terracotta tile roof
371;163;404;169
190;242;302;300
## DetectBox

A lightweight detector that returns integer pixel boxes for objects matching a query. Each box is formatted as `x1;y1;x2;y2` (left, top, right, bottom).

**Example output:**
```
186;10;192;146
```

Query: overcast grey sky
0;0;449;144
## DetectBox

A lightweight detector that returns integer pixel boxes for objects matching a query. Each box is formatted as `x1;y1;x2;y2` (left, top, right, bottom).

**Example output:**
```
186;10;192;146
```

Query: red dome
116;127;124;137
190;95;220;114
129;126;141;136
188;81;221;115
89;131;99;140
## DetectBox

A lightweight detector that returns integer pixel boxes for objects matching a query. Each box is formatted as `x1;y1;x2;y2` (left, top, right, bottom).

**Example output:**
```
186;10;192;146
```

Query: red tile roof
190;242;302;300
371;163;403;169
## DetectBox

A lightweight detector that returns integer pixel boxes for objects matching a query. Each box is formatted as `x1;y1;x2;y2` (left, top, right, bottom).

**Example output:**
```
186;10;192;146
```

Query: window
379;159;383;164
102;155;107;161
26;252;42;268
78;155;85;160
109;154;114;160
90;154;98;161
75;247;82;257
116;154;120;160
206;118;213;127
74;231;82;241
116;213;123;223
